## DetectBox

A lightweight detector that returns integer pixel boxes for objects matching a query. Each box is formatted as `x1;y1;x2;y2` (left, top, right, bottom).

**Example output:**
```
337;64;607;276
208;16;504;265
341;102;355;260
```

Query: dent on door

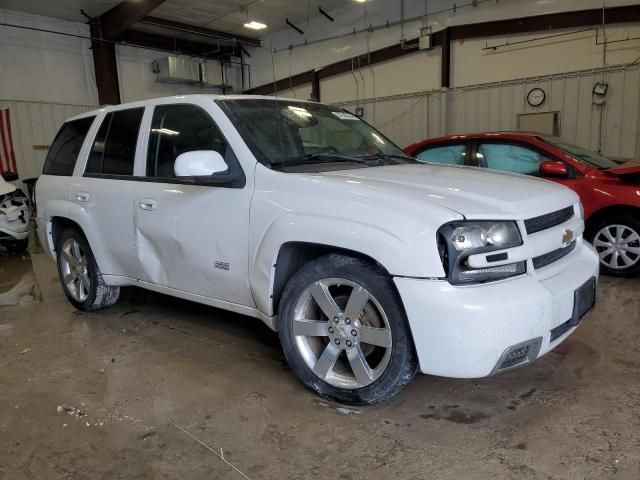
133;183;253;307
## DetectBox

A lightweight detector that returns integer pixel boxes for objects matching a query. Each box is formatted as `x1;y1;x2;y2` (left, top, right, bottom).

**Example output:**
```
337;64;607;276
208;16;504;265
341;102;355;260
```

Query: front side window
477;142;546;175
86;108;144;176
146;104;228;178
218;99;412;171
43;116;95;176
415;144;467;166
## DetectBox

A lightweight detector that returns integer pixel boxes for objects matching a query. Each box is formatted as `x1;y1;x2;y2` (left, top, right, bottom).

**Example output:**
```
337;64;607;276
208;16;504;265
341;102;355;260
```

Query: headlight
437;221;525;285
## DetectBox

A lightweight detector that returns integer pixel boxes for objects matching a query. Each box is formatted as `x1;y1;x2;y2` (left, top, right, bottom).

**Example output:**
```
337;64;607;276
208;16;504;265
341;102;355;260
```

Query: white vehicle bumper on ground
0;195;30;242
395;242;600;378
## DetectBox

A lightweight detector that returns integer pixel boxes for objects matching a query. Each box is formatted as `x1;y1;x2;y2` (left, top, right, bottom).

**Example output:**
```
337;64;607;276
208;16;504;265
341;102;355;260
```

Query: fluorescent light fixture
354;0;367;3
287;106;312;118
152;128;180;136
244;21;267;30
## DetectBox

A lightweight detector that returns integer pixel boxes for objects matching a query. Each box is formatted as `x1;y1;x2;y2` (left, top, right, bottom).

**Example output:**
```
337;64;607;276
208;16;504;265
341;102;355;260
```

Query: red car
405;132;640;276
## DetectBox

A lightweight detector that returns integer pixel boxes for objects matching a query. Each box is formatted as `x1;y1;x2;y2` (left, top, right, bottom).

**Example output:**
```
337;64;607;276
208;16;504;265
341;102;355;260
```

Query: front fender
250;212;446;317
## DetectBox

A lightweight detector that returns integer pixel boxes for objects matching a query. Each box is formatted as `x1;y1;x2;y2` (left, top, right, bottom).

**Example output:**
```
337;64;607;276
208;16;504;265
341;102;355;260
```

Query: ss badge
214;261;230;271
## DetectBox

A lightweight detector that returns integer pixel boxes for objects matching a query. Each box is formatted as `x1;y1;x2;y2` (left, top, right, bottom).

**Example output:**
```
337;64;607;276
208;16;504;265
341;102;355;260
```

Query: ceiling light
354;0;367;3
244;21;267;30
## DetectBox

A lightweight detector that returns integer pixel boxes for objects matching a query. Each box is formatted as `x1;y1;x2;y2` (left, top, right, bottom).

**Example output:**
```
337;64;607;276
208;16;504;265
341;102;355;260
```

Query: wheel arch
45;200;110;274
271;241;395;316
585;204;640;238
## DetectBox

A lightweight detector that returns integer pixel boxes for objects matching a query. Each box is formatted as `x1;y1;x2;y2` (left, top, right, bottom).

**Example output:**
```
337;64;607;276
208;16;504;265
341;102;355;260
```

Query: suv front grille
525;206;574;235
533;240;577;269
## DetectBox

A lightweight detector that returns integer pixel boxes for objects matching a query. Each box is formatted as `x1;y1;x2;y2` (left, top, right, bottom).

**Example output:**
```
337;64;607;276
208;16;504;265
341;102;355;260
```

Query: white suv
36;95;599;404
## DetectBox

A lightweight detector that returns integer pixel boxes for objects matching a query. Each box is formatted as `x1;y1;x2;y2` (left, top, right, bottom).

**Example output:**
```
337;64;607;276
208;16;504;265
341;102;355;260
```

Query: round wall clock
527;87;546;107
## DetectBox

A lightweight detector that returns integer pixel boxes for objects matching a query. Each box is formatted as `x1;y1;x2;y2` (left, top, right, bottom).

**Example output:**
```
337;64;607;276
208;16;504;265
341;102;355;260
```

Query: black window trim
141;103;245;189
43;115;96;176
470;138;580;178
83;104;245;189
83;107;144;178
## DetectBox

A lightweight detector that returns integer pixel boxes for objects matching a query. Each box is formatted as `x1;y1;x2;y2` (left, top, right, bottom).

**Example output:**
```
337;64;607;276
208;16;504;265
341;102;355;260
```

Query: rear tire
2;238;28;254
55;228;120;311
278;253;418;405
586;215;640;277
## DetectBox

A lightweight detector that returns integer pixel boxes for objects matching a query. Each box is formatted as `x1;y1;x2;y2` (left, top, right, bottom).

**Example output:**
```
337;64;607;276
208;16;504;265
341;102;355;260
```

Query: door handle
139;199;157;211
76;192;90;202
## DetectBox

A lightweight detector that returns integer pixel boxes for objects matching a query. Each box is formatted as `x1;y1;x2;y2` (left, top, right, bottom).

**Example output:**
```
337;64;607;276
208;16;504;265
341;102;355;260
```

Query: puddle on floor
0;249;41;306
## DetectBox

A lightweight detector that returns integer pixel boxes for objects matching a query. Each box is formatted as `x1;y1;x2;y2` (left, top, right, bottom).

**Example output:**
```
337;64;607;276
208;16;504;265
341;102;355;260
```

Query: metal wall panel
0;99;95;183
334;64;640;158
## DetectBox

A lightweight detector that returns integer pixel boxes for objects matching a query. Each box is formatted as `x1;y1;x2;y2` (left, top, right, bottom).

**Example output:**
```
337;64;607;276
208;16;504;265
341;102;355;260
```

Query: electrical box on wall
419;26;433;50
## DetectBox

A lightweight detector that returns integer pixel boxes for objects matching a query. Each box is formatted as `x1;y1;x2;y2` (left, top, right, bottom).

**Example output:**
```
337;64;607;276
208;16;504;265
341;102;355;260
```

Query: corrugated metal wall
335;63;640;158
0;100;95;182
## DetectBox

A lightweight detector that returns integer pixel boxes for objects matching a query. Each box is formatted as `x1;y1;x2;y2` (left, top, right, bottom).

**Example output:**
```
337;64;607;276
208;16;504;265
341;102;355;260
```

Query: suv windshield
218;99;412;170
540;135;618;169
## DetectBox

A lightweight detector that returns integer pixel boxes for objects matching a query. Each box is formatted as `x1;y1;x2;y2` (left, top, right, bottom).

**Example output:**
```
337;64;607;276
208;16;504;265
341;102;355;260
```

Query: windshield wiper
273;154;383;169
304;153;378;164
360;152;416;163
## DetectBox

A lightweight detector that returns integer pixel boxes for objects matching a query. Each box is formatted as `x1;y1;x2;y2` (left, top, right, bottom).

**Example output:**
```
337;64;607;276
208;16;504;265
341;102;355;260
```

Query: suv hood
323;163;577;219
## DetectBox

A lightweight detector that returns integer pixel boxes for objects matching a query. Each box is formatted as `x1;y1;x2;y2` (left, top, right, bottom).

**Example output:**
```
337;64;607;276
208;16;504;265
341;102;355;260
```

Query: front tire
586;215;640;277
278;253;418;405
55;228;120;311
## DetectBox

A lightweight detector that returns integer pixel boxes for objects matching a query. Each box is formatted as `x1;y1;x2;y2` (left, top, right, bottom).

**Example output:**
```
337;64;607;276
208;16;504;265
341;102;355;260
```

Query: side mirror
174;150;228;177
1;171;19;182
539;160;568;177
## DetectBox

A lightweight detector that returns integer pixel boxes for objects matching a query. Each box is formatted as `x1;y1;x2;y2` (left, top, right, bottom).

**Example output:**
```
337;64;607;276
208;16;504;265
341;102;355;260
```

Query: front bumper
394;242;599;378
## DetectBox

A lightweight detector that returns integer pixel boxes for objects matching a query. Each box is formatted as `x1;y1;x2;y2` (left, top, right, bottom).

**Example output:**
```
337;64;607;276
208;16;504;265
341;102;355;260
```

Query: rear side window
86;108;144;176
146;104;227;178
43;116;95;176
415;144;467;166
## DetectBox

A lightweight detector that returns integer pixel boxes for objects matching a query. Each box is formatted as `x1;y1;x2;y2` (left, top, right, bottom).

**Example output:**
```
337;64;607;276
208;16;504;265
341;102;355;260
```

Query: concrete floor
1;244;639;480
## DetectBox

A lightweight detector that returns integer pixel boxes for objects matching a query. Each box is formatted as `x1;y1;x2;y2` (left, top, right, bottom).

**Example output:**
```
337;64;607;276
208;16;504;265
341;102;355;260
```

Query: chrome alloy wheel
292;278;393;389
593;224;640;270
59;238;91;302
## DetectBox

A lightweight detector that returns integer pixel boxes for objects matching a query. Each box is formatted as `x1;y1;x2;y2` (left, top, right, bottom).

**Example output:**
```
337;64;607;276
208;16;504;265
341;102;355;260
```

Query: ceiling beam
120;29;235;57
140;16;261;47
245;4;640;95
95;0;168;40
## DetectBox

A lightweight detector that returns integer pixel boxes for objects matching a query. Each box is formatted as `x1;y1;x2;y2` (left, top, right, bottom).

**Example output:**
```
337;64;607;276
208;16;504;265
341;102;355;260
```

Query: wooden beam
448;5;640;40
441;27;450;88
90;22;121;105
245;4;639;95
140;16;261;47
311;71;320;101
119;29;234;57
96;0;168;40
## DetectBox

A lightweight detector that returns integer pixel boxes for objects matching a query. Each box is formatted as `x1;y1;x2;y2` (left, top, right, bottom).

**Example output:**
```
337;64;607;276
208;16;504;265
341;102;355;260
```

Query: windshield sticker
332;111;359;121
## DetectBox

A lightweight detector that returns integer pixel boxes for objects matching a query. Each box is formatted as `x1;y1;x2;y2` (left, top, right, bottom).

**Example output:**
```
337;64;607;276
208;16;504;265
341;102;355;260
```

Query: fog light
459;261;525;282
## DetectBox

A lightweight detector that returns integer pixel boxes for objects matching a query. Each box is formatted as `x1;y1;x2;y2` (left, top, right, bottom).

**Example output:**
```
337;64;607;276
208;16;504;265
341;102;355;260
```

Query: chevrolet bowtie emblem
562;229;574;246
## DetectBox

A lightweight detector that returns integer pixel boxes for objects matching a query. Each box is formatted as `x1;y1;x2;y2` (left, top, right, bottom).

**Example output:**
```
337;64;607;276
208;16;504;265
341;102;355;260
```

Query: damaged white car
36;95;599;405
0;173;30;254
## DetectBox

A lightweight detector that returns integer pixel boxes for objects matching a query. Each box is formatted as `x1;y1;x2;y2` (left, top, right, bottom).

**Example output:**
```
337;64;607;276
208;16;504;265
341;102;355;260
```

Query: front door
133;103;254;307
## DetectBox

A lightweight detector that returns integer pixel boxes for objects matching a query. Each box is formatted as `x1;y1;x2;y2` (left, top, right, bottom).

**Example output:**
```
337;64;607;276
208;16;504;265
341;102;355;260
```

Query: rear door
70;107;145;279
